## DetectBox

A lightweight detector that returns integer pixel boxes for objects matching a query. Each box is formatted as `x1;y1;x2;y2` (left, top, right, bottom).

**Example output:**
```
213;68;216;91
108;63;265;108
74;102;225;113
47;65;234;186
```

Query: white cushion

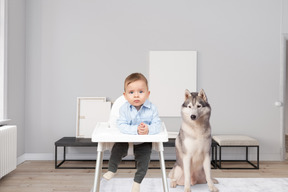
212;135;259;146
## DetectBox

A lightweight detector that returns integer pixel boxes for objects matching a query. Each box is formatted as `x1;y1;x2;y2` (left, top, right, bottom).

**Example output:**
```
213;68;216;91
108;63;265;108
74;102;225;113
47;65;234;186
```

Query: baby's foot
131;182;140;192
103;171;116;180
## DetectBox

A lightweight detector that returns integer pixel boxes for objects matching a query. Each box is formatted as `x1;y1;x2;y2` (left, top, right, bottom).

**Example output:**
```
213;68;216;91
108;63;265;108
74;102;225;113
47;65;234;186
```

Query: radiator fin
0;125;17;179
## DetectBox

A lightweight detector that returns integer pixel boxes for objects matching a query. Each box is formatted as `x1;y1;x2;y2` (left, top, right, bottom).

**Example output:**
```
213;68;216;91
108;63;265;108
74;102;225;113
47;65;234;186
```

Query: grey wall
8;0;287;160
283;0;288;34
286;40;288;134
7;0;26;157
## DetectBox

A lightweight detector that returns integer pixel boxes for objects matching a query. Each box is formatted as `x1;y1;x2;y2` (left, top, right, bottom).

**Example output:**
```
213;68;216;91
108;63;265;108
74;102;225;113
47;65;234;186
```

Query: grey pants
108;142;152;183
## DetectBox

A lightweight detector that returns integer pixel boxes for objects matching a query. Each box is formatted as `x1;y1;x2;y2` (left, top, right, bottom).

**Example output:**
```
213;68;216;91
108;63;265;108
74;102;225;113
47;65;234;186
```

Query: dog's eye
188;106;191;108
197;105;202;108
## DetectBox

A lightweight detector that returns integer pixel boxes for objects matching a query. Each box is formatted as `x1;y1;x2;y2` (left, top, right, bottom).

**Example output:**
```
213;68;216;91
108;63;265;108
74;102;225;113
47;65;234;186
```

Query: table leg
92;151;103;192
54;145;57;168
159;150;169;192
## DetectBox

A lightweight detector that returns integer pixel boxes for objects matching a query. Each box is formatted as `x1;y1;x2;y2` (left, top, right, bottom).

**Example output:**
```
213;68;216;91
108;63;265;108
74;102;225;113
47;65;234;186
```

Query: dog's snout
190;115;197;120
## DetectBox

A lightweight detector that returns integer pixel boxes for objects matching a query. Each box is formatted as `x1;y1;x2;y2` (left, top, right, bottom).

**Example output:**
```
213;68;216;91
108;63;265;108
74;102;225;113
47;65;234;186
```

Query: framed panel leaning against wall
76;97;111;138
149;51;197;117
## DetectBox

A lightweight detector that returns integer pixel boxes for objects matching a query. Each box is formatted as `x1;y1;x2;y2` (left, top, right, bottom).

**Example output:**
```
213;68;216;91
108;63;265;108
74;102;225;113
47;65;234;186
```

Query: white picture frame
76;97;111;138
149;51;197;117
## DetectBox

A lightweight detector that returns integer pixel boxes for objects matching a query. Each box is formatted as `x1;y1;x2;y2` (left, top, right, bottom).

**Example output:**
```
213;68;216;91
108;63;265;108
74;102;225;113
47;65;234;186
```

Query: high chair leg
159;149;169;192
92;150;103;192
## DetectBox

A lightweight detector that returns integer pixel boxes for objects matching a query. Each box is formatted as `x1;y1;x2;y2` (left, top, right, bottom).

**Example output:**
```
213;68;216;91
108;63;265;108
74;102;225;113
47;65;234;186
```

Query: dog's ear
185;89;191;100
198;89;208;102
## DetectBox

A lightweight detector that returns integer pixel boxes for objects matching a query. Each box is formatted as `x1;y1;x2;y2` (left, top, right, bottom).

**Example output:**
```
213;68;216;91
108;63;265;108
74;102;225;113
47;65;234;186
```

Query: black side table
55;137;98;169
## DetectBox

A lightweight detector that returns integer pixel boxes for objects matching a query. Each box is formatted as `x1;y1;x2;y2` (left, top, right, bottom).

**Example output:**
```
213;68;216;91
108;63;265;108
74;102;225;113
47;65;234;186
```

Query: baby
103;72;161;192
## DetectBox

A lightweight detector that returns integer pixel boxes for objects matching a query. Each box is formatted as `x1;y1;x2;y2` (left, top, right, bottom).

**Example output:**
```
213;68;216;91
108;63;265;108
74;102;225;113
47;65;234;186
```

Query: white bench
212;135;259;169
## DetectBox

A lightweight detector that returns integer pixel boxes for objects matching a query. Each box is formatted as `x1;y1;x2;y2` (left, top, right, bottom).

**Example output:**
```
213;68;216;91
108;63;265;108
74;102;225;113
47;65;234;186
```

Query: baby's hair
124;73;148;91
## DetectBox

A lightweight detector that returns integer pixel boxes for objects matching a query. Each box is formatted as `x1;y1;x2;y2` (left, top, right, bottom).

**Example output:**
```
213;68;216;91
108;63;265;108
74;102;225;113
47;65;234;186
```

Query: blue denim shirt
117;100;161;135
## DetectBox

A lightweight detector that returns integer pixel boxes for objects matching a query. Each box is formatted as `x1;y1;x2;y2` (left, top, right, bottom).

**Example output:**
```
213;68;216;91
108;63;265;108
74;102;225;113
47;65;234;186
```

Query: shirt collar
129;99;151;110
142;100;151;108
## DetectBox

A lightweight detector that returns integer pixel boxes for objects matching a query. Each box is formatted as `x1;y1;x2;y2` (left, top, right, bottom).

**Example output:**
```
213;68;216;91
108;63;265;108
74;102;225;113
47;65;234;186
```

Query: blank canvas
76;97;111;138
149;51;197;117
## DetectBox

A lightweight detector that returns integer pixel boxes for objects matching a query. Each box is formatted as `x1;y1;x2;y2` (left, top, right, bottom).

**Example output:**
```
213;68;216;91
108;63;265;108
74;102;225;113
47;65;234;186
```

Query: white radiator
0;125;17;179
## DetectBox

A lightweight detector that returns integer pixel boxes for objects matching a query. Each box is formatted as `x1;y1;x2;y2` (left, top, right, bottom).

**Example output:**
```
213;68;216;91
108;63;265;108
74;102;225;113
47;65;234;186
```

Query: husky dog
169;89;218;192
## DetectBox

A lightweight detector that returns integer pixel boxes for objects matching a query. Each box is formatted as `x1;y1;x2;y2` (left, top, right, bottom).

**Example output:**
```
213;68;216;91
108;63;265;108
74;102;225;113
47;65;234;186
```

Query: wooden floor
1;160;288;192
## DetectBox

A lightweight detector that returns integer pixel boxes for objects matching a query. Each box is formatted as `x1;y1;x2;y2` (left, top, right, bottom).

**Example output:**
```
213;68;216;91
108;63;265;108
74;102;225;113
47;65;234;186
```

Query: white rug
96;178;288;192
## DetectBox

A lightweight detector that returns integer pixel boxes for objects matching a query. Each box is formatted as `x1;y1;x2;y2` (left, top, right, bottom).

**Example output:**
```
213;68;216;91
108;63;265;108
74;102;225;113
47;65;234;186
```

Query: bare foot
102;171;116;180
131;182;140;192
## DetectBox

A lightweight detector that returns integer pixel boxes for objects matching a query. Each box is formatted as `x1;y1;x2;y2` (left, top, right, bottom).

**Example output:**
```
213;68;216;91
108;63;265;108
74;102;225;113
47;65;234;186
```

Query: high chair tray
91;122;168;143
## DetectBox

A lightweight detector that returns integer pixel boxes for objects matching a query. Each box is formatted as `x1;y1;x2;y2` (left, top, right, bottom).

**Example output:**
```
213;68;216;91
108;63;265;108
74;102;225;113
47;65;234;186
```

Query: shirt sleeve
117;104;138;135
147;105;161;135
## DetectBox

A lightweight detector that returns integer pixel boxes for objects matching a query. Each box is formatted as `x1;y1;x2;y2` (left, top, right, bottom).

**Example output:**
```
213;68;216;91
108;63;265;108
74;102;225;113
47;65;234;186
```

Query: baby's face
124;80;150;110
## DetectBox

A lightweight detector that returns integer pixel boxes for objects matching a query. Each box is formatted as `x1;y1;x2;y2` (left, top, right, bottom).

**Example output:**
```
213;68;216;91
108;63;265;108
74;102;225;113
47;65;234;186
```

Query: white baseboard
17;153;54;165
17;153;171;165
17;151;281;165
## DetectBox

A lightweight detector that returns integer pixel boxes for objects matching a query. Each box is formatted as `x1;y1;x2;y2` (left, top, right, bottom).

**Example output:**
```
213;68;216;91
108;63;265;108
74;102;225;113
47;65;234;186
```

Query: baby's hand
137;123;149;135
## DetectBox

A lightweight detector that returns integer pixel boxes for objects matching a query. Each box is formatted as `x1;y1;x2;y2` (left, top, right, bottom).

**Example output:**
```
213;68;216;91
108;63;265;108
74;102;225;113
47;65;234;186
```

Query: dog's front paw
209;185;219;192
212;178;219;184
184;187;191;192
170;179;177;188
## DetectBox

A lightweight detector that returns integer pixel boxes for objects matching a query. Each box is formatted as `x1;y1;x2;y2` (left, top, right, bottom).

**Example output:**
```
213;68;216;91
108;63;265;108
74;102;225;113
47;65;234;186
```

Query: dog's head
181;89;211;122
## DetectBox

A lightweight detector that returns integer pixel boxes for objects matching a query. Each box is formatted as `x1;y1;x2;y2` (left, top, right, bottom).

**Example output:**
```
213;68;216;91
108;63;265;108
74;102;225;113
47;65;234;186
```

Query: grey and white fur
169;89;219;192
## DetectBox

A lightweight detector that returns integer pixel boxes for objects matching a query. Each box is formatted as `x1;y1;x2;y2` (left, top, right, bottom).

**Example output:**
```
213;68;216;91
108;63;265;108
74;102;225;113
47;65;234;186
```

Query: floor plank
0;160;288;192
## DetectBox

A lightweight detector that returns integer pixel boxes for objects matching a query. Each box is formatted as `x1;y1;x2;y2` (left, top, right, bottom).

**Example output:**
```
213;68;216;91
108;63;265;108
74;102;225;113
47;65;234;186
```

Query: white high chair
91;95;169;192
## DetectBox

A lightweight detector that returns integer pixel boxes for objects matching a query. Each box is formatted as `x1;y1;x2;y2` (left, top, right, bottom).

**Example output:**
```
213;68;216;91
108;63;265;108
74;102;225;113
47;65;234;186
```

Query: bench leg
55;145;57;168
55;146;66;169
257;146;259;168
219;146;222;169
246;146;248;161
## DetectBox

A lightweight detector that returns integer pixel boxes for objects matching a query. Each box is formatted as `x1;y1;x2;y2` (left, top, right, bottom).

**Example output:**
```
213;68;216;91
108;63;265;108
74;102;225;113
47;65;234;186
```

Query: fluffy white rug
95;178;288;192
